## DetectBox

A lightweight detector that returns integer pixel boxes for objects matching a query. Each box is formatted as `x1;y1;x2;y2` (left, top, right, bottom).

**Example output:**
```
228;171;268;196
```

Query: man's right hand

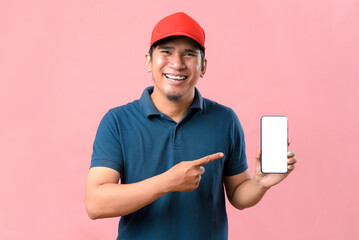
86;152;224;219
162;152;224;192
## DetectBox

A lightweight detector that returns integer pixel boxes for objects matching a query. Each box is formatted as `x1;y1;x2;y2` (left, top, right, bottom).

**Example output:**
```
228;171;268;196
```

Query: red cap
150;12;205;51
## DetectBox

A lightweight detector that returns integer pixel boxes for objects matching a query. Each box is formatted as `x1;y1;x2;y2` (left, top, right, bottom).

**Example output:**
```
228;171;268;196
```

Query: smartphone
261;116;288;173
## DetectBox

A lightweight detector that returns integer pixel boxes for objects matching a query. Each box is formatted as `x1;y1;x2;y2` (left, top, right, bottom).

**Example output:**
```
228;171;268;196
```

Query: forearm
229;178;270;210
85;154;223;219
86;173;168;219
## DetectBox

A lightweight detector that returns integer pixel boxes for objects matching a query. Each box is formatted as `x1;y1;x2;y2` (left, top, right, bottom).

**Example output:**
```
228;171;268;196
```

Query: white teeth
165;74;187;80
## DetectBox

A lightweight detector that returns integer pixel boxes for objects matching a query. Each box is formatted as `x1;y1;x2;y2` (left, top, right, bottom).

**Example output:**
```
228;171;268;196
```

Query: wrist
158;172;174;194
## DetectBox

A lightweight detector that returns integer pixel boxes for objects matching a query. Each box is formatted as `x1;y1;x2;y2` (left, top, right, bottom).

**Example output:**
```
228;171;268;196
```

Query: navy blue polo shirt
91;86;248;240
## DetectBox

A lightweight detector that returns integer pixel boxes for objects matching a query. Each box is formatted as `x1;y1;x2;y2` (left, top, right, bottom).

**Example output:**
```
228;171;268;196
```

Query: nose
169;53;186;70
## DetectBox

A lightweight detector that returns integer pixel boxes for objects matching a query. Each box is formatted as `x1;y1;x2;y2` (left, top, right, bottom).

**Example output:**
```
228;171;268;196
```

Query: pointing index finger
194;152;224;166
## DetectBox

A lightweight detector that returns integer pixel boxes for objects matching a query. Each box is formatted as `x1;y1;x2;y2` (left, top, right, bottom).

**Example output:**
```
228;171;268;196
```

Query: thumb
255;149;262;174
255;149;261;162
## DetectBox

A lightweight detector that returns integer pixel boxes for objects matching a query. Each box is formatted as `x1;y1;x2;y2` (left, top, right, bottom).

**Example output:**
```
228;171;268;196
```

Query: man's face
146;36;207;102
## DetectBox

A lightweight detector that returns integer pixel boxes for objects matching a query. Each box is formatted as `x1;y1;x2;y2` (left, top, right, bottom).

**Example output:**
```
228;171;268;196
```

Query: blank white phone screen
261;116;288;173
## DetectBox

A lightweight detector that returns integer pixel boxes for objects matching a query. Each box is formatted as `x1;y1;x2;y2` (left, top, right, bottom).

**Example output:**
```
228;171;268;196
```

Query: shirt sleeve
223;109;248;176
90;110;124;174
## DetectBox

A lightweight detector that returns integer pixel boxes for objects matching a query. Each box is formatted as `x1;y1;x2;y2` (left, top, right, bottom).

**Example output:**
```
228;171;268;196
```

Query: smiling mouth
164;74;188;82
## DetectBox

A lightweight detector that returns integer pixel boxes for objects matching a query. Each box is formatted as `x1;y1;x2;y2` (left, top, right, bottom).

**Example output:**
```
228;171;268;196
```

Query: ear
200;58;207;78
145;53;152;72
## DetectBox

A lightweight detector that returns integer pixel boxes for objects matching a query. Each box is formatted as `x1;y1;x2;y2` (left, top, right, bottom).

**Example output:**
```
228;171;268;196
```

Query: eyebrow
184;49;197;54
157;45;198;54
158;46;175;50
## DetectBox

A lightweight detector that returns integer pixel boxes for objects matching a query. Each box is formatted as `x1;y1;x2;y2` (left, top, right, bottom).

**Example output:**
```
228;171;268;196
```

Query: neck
150;88;195;123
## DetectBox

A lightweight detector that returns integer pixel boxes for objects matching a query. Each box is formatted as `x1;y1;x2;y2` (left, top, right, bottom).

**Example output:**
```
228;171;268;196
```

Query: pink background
1;0;358;239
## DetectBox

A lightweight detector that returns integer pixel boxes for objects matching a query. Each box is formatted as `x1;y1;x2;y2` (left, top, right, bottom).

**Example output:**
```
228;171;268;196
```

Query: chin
166;94;182;101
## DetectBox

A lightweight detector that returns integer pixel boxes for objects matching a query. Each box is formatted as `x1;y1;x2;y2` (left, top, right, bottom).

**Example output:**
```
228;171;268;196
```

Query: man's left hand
254;139;297;189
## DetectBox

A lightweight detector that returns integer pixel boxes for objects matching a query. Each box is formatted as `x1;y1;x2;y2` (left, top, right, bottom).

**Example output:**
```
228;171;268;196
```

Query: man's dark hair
149;36;205;67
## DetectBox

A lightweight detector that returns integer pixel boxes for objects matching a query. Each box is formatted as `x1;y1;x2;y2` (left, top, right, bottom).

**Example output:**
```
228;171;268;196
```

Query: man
85;12;297;240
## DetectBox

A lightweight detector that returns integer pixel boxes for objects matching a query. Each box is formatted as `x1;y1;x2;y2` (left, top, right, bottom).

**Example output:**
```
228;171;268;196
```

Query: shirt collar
139;86;204;118
190;88;204;112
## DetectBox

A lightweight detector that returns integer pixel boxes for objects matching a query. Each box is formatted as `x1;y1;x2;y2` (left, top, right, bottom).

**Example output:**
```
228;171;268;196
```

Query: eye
184;52;196;57
161;50;171;55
